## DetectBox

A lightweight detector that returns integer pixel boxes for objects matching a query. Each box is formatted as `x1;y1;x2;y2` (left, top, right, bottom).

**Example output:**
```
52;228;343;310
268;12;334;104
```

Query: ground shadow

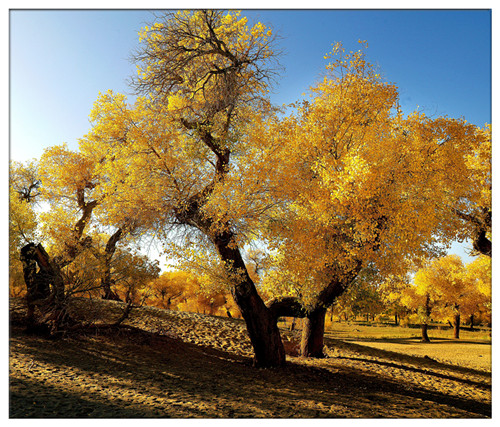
10;322;491;418
324;336;491;379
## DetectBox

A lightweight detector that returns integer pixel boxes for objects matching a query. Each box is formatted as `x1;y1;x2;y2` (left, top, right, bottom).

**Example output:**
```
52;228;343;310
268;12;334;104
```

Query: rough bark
472;228;491;257
266;264;362;358
453;207;491;257
299;263;362;357
300;308;327;357
170;128;288;366
101;228;123;301
212;230;286;367
421;323;430;343
20;243;69;333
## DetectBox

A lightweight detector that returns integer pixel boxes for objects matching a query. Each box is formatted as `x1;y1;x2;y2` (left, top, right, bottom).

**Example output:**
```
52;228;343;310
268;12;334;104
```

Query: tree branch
266;296;307;319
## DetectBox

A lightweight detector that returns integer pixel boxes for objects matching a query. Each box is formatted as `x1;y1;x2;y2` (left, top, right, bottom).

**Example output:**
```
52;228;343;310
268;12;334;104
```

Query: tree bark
299;263;362;357
101;228;123;301
300;308;327;357
421;294;432;342
453;312;461;339
20;243;69;333
472;228;491;257
469;314;475;331
421;323;430;342
453;207;491;257
212;230;286;367
172;119;287;366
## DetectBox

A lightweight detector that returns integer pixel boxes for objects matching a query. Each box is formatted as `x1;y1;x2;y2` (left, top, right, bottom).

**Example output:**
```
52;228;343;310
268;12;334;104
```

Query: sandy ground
9;298;491;418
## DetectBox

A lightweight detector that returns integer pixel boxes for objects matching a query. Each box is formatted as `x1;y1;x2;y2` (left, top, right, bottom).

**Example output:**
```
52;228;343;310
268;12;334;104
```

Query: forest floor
9;298;492;418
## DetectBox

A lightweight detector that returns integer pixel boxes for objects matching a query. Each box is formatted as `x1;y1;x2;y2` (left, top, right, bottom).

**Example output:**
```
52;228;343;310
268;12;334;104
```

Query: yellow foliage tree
256;41;489;355
147;271;239;317
412;255;491;340
80;10;287;367
9;163;39;297
75;13;490;365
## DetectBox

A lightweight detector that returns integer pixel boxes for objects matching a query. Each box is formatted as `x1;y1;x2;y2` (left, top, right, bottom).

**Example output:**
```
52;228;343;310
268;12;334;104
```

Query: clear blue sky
9;8;492;262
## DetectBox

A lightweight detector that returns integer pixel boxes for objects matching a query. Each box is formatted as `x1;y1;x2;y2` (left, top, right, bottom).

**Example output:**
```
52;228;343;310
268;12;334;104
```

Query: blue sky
10;9;491;161
9;8;492;262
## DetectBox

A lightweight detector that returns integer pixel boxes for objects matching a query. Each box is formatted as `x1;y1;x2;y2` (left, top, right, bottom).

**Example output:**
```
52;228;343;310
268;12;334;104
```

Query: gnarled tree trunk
20;243;69;333
175;192;286;367
213;230;286;367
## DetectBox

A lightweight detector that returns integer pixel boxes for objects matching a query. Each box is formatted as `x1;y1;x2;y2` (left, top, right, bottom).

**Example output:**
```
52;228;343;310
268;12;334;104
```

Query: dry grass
9;298;491;418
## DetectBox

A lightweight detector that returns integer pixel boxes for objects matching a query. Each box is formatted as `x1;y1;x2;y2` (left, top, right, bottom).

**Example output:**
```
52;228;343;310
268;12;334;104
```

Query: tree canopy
10;10;491;367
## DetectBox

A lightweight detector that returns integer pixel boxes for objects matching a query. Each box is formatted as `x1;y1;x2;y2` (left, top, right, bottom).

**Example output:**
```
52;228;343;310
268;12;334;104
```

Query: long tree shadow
343;336;491;345
10;324;491;418
324;337;491;379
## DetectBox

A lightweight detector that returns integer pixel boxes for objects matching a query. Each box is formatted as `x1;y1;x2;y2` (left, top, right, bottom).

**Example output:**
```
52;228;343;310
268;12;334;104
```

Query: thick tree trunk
20;244;51;327
453;207;491;257
453;313;461;339
300;308;326;358
394;312;399;326
421;323;431;342
20;243;69;333
299;263;362;357
213;230;286;367
102;282;121;301
239;293;286;367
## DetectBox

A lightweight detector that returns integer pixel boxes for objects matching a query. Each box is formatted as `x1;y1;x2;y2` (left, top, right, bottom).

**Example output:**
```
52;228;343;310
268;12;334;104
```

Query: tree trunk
453;313;461;339
421;293;431;342
299;263;362;358
101;228;123;301
300;308;326;357
472;227;491;257
102;276;121;301
20;243;69;333
421;323;431;342
174;186;286;366
469;314;474;331
213;230;286;367
394;312;399;326
20;243;51;328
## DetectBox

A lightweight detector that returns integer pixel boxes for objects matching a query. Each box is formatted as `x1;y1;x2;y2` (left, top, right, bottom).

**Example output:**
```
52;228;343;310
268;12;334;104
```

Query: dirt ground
9;298;491;418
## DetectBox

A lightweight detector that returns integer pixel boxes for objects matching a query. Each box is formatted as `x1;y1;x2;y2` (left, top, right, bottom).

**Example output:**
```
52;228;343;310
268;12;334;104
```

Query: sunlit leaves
257;42;490;307
409;255;491;323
